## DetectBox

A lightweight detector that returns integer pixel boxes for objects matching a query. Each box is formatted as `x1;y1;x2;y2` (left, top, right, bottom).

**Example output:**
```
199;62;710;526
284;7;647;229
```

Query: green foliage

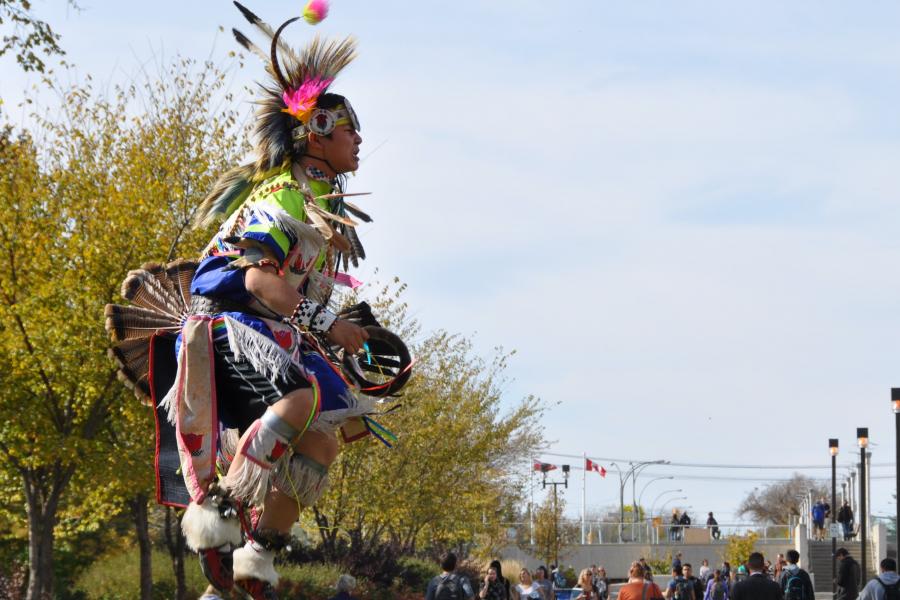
0;0;77;73
0;55;249;596
396;556;440;591
73;548;208;600
646;551;673;579
724;531;759;567
529;492;577;566
310;279;546;568
74;545;426;600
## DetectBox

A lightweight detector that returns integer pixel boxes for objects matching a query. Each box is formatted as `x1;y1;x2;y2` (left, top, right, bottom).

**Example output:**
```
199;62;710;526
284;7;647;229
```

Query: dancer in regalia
105;3;409;598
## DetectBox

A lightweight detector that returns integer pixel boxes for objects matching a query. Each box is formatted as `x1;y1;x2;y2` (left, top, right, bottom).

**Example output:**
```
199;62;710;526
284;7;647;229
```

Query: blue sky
5;0;900;525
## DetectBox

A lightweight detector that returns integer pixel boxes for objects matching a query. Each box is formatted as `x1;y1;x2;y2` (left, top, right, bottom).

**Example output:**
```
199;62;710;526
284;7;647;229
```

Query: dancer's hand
327;319;369;354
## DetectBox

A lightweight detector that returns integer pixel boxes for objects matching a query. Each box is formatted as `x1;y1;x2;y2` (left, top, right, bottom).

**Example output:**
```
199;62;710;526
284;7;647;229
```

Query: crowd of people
424;553;611;600
422;545;900;600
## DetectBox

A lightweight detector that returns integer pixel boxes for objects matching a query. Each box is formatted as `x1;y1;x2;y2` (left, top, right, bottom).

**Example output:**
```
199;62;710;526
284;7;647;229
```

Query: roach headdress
196;1;358;227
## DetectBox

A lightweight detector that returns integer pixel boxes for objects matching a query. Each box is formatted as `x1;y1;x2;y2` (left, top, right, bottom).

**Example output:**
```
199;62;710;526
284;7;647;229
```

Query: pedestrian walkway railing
576;521;793;544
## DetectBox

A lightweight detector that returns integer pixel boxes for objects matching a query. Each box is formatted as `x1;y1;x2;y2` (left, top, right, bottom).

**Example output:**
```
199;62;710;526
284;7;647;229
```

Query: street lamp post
638;477;675;515
858;428;869;583
612;460;666;542
650;489;683;521
649;489;682;544
893;389;900;547
830;439;838;599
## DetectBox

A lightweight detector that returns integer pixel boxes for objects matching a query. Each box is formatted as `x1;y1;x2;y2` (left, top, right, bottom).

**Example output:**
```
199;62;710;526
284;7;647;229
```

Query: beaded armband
286;298;338;333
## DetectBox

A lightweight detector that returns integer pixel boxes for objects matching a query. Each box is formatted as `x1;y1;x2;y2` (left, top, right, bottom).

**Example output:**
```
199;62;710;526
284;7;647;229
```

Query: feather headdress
196;2;358;228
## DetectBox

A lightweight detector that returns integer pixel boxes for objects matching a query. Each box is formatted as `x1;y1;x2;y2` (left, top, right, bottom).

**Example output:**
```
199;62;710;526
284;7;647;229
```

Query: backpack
734;571;748;584
553;570;566;588
877;578;900;600
435;574;462;600
674;578;692;600
711;582;726;600
783;571;807;600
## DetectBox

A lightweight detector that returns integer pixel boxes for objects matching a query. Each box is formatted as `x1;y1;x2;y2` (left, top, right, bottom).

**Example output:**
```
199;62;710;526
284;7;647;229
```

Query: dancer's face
319;125;362;174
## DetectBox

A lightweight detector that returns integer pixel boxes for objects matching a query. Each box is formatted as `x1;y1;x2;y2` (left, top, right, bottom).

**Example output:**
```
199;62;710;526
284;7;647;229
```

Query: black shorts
212;338;310;432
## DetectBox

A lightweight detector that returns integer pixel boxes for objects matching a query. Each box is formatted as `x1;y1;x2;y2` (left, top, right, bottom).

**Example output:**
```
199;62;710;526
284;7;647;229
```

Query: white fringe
221;455;275;508
181;500;243;551
223;316;294;383
159;370;179;426
273;456;330;507
216;428;241;472
311;389;378;434
233;544;279;586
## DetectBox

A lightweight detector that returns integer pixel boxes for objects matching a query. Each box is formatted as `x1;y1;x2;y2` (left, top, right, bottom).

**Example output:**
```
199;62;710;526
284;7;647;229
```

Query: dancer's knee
270;387;316;432
294;430;339;466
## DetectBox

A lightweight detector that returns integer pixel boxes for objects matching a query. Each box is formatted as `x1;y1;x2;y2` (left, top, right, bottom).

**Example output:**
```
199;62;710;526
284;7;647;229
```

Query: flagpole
582;452;586;545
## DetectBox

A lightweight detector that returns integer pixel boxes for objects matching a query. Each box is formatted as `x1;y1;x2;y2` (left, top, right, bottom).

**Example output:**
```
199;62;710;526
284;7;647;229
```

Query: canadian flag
586;458;607;477
533;460;558;473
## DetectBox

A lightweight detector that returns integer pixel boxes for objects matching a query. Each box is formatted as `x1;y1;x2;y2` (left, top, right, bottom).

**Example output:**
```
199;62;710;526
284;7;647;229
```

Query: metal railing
578;521;793;544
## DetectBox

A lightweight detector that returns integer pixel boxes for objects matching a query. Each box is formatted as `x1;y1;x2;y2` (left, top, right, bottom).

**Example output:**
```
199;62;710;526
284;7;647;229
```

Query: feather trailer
306;201;358;227
121;269;187;318
104;304;181;342
232;28;272;67
105;258;199;403
232;1;301;68
195;162;256;229
344;225;366;265
138;262;179;304
341;200;372;223
164;260;198;308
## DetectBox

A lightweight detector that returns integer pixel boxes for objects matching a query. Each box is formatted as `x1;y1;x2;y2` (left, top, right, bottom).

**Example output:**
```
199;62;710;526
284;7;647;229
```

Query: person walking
704;570;729;600
328;575;360;600
666;566;695;600
699;560;711;583
479;565;508;600
489;560;511;600
836;547;861;600
426;553;475;600
731;552;781;600
534;566;553;599
707;513;721;540
618;562;665;600
575;568;601;600
859;558;900;600
779;550;813;600
812;498;829;542
838;501;855;541
684;564;705;600
514;568;548;600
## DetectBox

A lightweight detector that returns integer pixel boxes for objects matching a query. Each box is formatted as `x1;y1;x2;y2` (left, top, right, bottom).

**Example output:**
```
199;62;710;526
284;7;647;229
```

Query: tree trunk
23;471;60;600
130;493;153;600
164;507;188;600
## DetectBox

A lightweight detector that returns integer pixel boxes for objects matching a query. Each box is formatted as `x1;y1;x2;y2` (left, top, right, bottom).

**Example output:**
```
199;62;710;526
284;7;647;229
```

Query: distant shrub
397;556;439;590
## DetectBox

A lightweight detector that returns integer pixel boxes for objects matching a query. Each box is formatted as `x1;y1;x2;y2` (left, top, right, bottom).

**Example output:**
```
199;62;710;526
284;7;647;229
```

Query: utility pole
543;465;570;566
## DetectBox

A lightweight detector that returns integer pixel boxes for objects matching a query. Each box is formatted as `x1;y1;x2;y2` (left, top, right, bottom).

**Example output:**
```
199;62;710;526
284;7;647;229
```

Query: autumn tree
737;474;827;525
0;55;247;599
0;0;78;72
531;492;577;568
305;280;545;580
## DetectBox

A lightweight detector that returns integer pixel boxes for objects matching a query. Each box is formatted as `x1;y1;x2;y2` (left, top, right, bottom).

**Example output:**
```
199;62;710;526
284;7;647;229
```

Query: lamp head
857;427;869;449
829;438;839;457
892;388;900;413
